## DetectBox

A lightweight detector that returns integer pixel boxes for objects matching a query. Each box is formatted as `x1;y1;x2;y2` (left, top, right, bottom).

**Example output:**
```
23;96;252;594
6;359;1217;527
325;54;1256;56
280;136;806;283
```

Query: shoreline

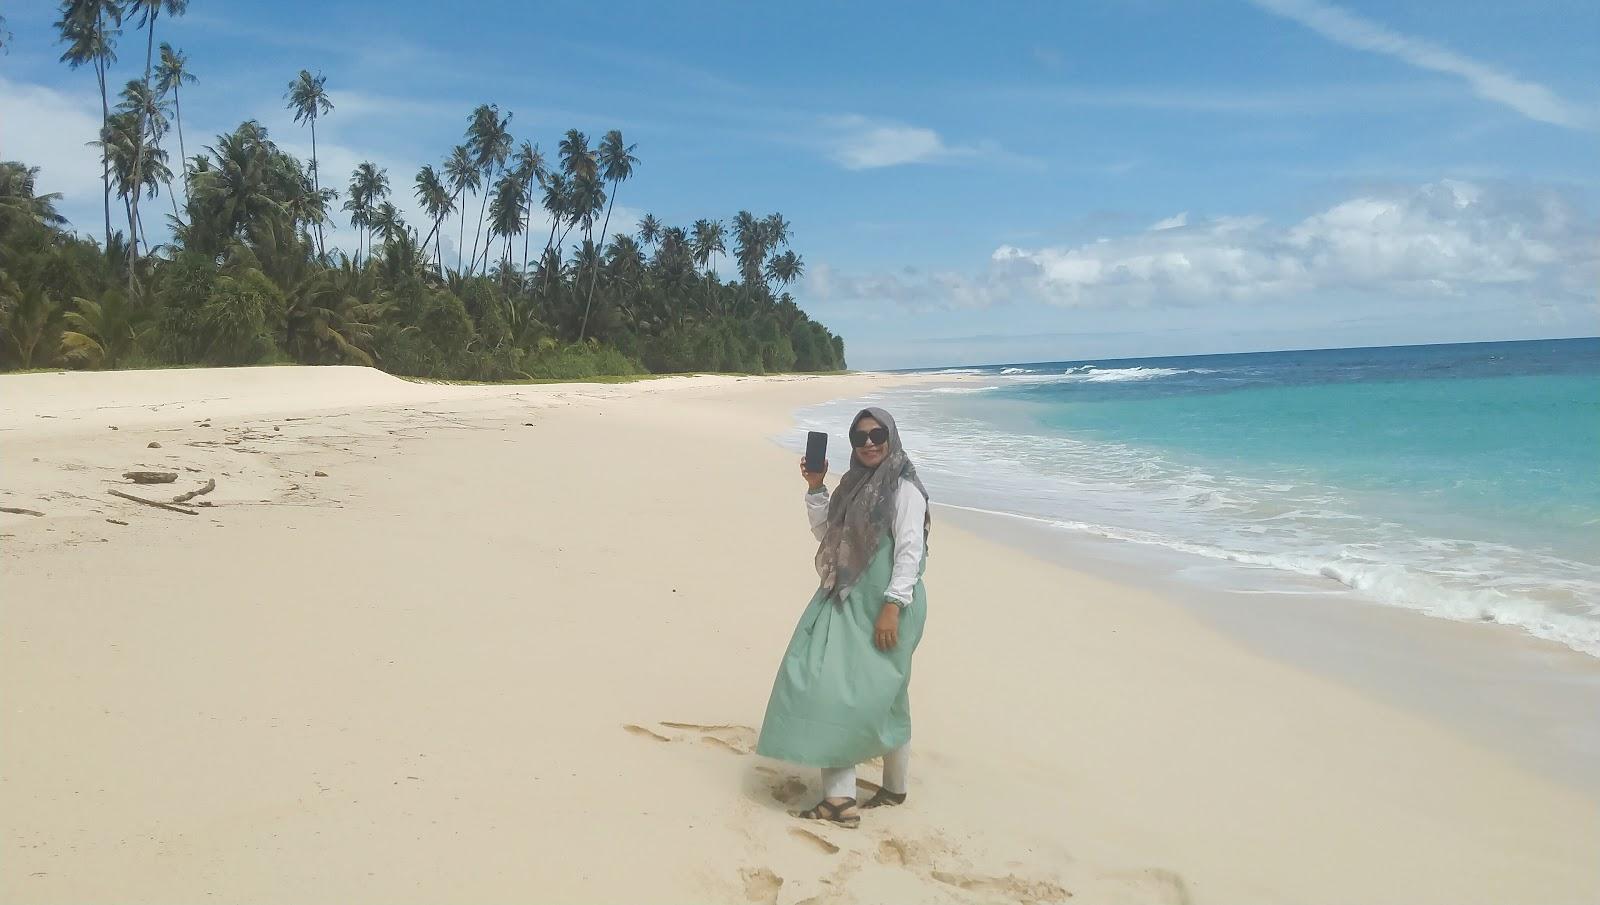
934;502;1600;798
785;382;1600;796
4;367;1597;903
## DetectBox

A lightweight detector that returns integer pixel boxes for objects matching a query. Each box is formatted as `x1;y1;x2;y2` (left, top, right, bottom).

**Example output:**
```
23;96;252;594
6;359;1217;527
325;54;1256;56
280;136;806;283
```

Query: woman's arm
801;456;831;541
805;484;831;540
884;479;927;607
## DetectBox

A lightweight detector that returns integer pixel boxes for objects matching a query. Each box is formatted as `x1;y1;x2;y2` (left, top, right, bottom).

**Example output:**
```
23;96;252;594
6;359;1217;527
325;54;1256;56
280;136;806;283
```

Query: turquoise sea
800;338;1600;657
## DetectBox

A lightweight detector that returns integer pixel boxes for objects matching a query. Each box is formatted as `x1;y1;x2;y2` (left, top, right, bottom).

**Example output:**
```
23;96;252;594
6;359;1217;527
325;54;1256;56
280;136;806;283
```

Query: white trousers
821;743;910;800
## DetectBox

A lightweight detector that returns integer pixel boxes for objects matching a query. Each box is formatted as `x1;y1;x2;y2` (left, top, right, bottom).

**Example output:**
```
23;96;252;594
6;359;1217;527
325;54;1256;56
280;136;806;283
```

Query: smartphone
804;431;828;474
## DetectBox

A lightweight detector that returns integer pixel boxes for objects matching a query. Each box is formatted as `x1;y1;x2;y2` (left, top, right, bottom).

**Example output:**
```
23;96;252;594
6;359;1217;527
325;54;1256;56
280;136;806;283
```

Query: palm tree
558;129;596;180
465;104;512;277
513;141;546;275
637;213;662;250
487;172;525;286
690;218;726;302
601;233;647;325
0;14;11;52
762;212;791;251
123;0;189;289
116;77;178;226
281;269;374;366
1;270;61;371
286;70;334;256
537;172;572;292
569;173;605;292
282;161;334;250
765;250;804;290
733;210;764;285
183;121;290;255
0;162;68;236
443;144;477;274
413;164;453;271
154;43;196;206
59;292;150;369
55;0;123;250
344;162;388;265
579;130;638;341
371;201;405;248
94;98;171;256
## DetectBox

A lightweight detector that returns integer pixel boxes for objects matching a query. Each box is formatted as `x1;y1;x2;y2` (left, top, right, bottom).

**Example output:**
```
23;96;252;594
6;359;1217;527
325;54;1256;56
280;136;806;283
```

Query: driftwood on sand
0;507;45;517
108;489;197;515
123;471;178;485
170;479;216;505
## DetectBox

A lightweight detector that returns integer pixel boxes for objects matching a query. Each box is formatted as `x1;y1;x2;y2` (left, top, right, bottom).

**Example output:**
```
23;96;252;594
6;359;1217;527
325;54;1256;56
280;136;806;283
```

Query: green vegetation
1;4;846;381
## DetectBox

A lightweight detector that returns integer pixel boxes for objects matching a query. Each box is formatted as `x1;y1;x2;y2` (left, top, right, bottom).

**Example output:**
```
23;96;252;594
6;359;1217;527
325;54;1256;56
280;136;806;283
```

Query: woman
756;407;930;828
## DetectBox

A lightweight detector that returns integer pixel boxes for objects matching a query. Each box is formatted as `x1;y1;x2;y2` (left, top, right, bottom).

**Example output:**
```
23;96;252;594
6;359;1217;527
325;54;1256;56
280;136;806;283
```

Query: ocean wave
942;504;1600;658
930;367;986;375
795;382;1600;660
1054;366;1215;383
1000;367;1033;375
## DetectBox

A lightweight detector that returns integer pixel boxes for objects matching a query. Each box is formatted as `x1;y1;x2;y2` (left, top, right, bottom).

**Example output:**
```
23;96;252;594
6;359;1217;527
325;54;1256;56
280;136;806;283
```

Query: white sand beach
3;366;1596;904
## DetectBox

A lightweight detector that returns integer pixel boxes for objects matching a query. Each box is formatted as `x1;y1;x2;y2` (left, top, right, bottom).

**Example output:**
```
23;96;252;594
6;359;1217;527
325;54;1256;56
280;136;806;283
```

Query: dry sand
2;366;1596;904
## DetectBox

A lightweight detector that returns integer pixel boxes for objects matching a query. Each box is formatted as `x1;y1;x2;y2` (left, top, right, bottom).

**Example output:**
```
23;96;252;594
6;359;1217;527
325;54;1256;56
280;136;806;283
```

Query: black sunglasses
849;427;890;448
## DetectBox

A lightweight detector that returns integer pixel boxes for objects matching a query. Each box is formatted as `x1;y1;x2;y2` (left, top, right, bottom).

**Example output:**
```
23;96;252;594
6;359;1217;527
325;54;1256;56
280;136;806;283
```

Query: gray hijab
815;407;930;601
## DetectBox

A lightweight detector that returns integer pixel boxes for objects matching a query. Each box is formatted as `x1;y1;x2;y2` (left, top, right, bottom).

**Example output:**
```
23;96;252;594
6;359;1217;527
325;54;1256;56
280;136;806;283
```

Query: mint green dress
756;535;927;769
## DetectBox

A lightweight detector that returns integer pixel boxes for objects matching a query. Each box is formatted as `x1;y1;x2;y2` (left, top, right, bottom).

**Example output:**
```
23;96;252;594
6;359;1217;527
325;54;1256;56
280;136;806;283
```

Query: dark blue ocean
801;338;1600;656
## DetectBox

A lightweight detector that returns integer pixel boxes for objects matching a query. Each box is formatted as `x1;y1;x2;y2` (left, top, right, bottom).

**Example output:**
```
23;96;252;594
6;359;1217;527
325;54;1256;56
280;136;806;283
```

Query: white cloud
1251;0;1594;129
818;115;1025;170
1150;212;1189;231
804;261;1001;312
331;91;462;123
804;181;1598;311
0;76;113;231
823;115;954;169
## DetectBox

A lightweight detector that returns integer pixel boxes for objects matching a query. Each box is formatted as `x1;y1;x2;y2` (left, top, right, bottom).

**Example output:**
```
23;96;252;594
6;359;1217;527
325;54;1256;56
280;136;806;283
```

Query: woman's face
852;415;889;468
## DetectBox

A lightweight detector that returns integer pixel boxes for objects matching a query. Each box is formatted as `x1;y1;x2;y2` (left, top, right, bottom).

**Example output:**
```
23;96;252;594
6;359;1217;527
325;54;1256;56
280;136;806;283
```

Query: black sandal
860;788;907;809
792;797;860;828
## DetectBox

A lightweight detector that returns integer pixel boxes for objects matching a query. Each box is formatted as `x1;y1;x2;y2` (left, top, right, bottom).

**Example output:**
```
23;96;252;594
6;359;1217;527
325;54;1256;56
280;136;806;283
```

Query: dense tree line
1;2;846;380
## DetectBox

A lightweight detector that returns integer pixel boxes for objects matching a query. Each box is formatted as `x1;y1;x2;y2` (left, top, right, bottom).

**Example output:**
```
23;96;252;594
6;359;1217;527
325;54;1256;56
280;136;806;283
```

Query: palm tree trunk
166;173;181;224
456;197;468;274
420;215;443;264
174;84;190;208
706;251;716;310
521;187;533;276
126;10;159;293
310;112;325;257
94;48;112;252
539;217;559;288
469;167;494;278
135;208;150;257
544;220;574;295
578;182;618;342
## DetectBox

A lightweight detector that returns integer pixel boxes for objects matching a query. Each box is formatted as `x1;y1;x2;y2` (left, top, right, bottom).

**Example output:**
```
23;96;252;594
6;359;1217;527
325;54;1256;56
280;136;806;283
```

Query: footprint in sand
739;866;783;904
752;764;812;805
874;834;951;868
623;724;671;742
788;827;840;855
771;776;809;803
1090;868;1192;905
621;721;757;755
931;870;1073;904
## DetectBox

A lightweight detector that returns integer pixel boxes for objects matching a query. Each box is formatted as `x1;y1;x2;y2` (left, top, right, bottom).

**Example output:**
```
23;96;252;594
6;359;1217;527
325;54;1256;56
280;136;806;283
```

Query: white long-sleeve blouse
805;481;927;607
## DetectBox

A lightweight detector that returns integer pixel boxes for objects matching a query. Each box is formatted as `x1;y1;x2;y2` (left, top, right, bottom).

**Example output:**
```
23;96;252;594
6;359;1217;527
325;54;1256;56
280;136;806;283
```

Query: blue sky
3;0;1597;368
